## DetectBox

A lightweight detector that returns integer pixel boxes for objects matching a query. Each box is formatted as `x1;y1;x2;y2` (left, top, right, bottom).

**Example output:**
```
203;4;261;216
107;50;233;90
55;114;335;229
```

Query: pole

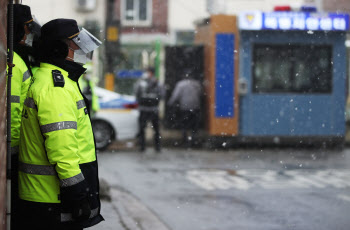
6;1;14;230
104;0;116;90
155;40;161;78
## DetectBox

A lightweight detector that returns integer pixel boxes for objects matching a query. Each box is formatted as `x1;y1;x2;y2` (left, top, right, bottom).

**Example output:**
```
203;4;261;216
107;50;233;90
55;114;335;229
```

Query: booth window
253;44;332;94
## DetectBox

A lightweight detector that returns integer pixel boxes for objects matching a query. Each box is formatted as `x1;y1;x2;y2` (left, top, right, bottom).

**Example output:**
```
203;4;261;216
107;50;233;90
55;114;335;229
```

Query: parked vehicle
92;87;139;150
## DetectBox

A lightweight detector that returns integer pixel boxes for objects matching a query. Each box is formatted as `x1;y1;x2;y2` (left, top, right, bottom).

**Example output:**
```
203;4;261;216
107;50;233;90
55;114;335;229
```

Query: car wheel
91;120;115;151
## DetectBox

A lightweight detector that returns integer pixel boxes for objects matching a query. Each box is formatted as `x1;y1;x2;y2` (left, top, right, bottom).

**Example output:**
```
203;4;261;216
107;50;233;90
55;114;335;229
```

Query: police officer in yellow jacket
79;63;100;117
8;4;41;229
19;19;103;229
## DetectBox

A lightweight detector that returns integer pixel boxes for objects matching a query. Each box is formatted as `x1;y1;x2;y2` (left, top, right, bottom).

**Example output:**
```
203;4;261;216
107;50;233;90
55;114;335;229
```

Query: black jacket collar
46;59;86;82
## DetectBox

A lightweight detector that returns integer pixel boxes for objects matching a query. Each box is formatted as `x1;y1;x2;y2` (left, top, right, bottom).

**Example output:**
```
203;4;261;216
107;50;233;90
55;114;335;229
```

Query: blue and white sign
239;11;349;31
116;70;144;79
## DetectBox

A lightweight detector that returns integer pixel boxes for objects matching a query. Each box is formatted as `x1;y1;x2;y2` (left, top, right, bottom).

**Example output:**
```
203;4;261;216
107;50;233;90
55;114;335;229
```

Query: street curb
110;188;171;230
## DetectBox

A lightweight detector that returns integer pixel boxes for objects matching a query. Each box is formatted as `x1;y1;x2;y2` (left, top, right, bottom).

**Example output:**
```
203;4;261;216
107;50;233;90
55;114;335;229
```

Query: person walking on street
7;4;41;229
168;71;202;147
18;19;104;230
134;67;162;152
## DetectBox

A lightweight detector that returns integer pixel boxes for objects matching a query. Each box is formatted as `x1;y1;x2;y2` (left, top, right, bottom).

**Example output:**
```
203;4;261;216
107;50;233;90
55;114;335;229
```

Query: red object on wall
274;6;291;11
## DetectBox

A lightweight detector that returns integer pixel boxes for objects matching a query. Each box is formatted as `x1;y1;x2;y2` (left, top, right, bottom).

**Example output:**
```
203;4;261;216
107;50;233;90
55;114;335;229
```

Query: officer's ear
40;39;68;60
51;40;69;59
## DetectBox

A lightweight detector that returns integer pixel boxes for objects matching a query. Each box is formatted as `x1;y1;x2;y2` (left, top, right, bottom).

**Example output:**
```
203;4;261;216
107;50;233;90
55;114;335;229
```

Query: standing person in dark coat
168;71;202;147
134;67;163;152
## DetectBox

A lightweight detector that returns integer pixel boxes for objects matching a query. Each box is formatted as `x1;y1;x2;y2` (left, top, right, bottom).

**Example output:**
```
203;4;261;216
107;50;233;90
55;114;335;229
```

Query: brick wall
0;0;6;230
115;0;168;34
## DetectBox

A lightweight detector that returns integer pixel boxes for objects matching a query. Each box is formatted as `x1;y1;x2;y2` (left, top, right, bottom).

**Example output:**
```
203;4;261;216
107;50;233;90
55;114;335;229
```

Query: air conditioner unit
75;0;96;12
206;0;226;14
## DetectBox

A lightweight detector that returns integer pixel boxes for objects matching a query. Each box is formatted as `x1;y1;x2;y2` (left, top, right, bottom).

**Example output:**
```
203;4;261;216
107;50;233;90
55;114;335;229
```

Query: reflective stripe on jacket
19;62;103;227
7;51;31;148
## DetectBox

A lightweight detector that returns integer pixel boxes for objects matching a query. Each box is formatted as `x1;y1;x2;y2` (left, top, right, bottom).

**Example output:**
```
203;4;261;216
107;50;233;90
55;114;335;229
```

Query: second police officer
19;19;103;229
134;67;163;152
8;4;41;229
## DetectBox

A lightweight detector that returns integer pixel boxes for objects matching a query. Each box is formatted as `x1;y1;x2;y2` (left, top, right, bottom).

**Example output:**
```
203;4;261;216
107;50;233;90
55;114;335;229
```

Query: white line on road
337;194;350;202
186;169;350;191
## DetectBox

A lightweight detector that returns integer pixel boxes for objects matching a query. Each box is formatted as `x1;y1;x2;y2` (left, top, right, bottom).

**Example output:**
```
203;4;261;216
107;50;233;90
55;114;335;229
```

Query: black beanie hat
10;4;33;44
13;4;32;25
41;19;80;41
38;19;80;61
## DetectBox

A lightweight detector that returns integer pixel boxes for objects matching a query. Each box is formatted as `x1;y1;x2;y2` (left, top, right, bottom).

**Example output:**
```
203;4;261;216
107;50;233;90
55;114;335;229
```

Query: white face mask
73;49;88;65
24;32;34;47
68;47;88;65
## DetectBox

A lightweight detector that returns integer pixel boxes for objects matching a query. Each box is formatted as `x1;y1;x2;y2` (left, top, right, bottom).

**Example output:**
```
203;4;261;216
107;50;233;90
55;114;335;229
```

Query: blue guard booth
238;10;349;144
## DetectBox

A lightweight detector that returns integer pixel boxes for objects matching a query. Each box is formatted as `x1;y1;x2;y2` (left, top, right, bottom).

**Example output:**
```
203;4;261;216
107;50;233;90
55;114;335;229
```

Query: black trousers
18;200;83;230
139;111;160;151
180;109;200;145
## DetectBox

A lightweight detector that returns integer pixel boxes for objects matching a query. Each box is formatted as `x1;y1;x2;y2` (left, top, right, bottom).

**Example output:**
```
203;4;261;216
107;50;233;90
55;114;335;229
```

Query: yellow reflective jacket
90;80;100;113
78;77;100;115
19;62;103;227
7;51;31;151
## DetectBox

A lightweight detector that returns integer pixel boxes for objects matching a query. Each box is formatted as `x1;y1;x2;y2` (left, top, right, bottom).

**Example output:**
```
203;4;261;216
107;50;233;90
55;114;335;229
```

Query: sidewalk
97;200;124;230
106;126;207;152
96;188;170;230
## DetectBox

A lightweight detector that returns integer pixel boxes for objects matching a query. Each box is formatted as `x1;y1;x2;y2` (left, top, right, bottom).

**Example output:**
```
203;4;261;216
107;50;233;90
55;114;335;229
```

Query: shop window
253;44;332;94
121;0;152;26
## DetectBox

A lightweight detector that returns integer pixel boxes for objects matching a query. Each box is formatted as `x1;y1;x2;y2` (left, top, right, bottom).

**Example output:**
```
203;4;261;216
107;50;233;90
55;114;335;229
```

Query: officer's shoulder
12;52;27;70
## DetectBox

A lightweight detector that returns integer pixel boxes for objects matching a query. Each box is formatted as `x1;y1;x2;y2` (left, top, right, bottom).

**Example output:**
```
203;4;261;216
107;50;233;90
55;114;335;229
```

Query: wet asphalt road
97;147;350;230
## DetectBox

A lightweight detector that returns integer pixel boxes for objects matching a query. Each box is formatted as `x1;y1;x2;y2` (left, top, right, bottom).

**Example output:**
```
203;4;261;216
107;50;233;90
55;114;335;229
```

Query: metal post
104;0;121;91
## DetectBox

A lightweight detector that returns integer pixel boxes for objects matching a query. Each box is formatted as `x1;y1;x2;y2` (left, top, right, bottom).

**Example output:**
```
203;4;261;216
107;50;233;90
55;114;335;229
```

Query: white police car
92;87;139;150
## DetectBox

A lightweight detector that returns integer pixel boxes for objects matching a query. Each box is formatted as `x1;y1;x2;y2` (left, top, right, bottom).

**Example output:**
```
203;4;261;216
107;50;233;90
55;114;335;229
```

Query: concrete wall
169;0;209;31
323;0;350;12
21;0;106;29
207;0;306;14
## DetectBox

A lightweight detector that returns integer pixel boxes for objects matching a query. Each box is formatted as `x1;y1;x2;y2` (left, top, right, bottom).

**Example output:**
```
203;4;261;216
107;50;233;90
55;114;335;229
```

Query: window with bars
122;0;152;26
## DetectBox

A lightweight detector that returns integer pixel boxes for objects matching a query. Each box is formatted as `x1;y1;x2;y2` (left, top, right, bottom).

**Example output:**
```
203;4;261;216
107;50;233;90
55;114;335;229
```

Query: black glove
72;197;91;221
60;178;91;222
